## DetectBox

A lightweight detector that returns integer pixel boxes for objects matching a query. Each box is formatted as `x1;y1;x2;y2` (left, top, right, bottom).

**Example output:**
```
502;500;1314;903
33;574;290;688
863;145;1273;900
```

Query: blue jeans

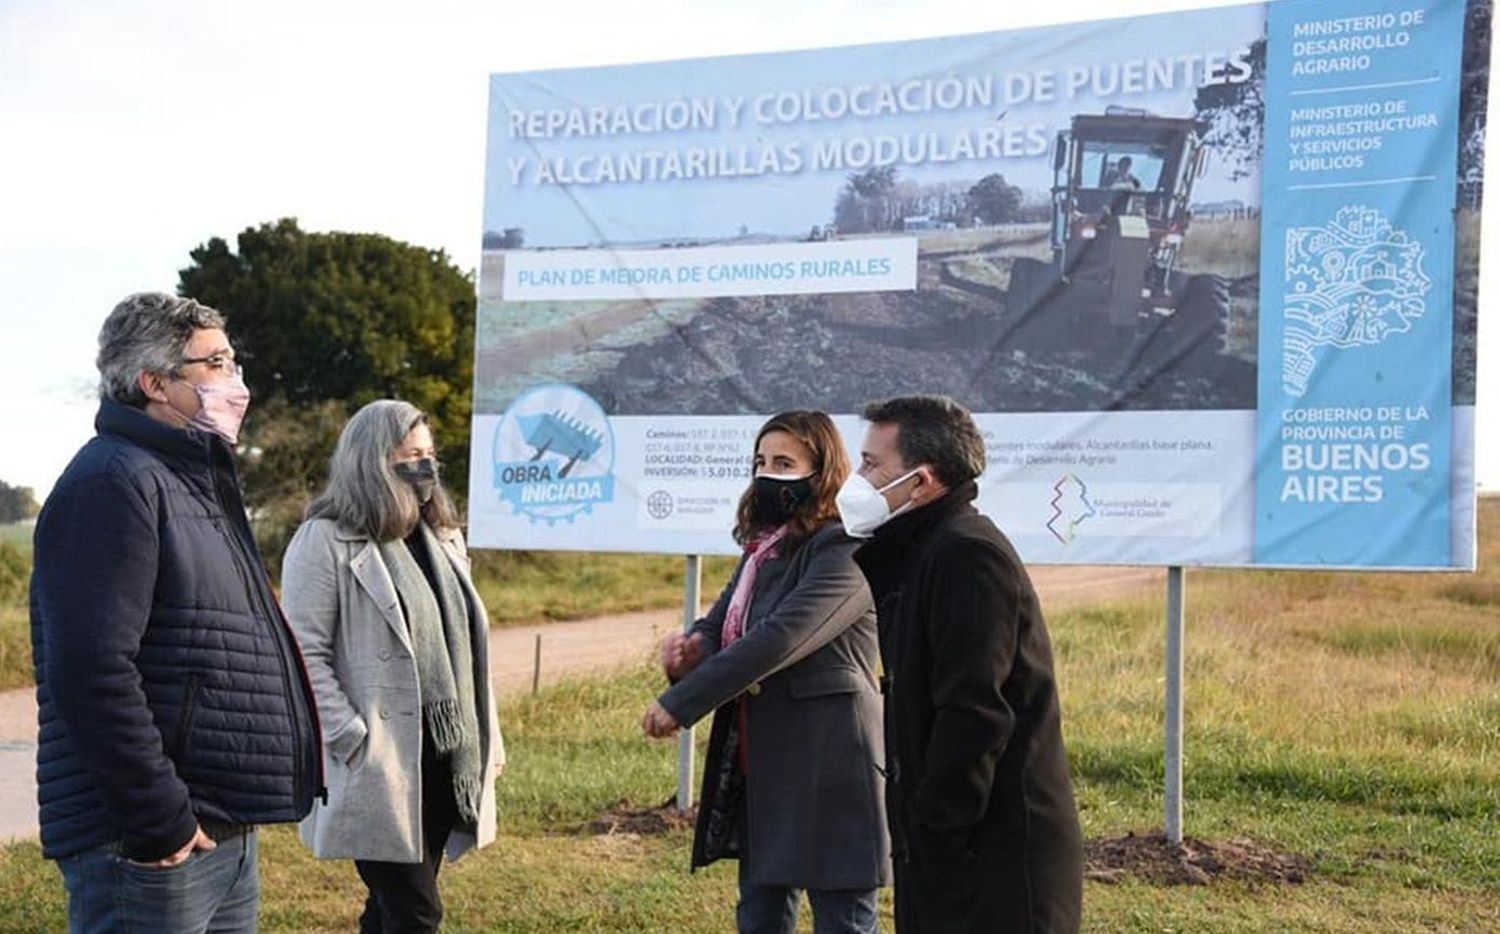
737;872;880;934
56;830;260;934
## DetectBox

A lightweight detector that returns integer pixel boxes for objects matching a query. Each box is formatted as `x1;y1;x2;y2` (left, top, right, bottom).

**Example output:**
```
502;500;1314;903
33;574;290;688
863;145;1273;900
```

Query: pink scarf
720;525;789;647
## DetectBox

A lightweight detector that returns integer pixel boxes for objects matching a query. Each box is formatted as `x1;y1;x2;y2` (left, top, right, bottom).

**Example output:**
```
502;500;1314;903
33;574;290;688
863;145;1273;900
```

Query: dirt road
488;565;1161;694
0;565;1160;843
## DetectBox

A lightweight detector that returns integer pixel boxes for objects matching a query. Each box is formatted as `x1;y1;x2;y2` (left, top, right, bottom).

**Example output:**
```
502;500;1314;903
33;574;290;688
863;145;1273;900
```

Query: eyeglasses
179;354;243;377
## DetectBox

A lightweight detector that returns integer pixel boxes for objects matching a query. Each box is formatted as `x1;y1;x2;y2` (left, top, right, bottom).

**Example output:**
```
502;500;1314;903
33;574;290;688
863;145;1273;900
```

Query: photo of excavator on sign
1002;109;1242;380
476;107;1265;417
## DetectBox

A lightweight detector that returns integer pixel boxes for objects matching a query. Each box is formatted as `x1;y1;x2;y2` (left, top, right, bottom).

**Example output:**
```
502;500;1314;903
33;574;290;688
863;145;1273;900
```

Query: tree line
0;481;39;525
177;218;476;567
830;166;1034;234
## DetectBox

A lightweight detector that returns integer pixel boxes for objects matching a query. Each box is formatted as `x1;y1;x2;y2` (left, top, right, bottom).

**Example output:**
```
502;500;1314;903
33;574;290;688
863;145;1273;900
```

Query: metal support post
1165;565;1186;845
532;633;541;694
677;554;703;812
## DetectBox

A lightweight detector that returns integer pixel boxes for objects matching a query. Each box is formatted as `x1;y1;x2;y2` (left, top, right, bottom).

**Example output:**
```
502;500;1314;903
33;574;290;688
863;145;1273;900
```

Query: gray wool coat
658;522;891;890
281;518;504;864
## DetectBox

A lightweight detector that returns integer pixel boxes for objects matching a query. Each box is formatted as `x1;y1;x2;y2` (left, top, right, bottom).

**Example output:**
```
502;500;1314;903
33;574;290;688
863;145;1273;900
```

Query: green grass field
1;500;1495;931
470;551;737;625
0;605;28;692
1174;216;1260;280
0;524;31;552
0;528;30;689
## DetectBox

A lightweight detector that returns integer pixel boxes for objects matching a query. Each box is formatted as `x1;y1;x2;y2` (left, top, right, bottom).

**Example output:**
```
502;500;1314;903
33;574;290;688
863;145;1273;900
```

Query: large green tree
0;479;39;524
833;166;900;233
967;173;1024;225
1193;39;1266;182
1458;0;1491;202
178;219;476;565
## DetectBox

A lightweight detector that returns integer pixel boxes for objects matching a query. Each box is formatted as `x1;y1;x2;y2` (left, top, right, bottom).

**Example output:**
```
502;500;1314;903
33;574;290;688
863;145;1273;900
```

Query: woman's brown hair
732;410;851;551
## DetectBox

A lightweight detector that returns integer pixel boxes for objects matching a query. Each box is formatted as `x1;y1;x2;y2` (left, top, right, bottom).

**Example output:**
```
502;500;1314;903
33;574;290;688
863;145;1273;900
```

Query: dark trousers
892;829;991;934
355;739;459;934
893;839;1082;934
737;861;880;934
737;882;880;934
57;829;259;934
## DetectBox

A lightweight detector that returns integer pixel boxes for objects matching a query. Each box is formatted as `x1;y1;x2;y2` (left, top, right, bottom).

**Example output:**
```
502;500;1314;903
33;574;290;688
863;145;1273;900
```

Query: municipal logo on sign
645;489;675;520
1047;473;1096;544
492;384;616;525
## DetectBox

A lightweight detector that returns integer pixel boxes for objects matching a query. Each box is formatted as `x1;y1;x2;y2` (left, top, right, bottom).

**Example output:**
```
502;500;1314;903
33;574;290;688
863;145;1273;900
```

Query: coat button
746;683;761;696
379;708;392;720
378;649;391;661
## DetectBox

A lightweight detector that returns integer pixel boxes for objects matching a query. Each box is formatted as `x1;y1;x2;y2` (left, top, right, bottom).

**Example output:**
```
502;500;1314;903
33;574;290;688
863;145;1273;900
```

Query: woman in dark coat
642;410;890;934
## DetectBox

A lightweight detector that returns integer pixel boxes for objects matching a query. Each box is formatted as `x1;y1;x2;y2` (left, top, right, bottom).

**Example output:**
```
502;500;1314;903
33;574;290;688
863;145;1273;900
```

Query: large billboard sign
470;0;1488;569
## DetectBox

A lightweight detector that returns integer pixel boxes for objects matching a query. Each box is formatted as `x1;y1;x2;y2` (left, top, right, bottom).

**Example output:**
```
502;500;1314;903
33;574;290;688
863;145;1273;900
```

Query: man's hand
146;825;216;867
660;632;707;681
642;701;682;738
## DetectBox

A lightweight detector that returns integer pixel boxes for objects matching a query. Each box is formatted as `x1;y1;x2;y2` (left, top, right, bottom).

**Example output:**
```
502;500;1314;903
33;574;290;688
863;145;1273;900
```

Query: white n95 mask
836;468;920;538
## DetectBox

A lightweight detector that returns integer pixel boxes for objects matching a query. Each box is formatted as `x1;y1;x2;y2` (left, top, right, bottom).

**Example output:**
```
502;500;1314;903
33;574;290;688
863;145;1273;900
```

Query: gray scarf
379;523;483;826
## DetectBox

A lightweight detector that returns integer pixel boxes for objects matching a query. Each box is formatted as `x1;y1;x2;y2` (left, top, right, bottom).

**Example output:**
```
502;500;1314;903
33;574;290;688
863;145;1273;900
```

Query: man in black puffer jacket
31;292;322;934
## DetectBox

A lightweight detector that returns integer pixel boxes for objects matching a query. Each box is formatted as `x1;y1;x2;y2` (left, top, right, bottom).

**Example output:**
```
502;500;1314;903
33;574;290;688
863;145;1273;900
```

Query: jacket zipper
171;673;203;759
212;501;321;812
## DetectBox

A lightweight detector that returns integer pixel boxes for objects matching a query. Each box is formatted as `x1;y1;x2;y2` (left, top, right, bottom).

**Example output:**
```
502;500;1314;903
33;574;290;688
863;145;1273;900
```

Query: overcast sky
1;0;1494;498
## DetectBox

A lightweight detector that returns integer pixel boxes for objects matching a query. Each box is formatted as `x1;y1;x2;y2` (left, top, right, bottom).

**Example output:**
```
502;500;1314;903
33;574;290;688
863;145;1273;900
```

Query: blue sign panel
1257;0;1465;566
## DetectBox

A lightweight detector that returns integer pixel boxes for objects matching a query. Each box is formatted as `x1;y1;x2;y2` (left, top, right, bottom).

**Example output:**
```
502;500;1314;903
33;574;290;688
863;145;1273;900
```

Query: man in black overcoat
842;395;1083;933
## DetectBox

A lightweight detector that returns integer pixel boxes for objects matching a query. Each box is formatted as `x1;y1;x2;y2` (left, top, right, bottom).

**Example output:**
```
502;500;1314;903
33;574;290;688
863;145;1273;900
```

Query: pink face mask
185;375;251;445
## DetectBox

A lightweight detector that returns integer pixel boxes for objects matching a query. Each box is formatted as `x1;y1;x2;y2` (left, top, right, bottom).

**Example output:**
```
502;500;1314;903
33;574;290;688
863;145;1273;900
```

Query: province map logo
1282;205;1432;397
492;384;616;525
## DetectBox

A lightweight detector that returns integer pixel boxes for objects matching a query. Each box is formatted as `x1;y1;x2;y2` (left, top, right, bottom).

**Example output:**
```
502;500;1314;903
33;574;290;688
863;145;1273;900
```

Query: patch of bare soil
1085;831;1312;886
588;798;698;836
581;272;1257;415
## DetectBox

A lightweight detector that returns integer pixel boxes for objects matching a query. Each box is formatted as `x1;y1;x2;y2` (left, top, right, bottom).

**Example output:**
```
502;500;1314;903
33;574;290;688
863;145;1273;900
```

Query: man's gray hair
97;292;226;407
307;399;461;541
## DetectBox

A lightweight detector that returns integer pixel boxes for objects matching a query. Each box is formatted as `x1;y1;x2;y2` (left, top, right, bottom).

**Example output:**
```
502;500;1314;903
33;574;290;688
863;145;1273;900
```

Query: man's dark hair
862;395;986;487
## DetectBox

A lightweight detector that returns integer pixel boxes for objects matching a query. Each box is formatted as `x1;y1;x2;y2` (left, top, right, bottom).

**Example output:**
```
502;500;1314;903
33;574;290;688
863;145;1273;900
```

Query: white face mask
836;468;921;538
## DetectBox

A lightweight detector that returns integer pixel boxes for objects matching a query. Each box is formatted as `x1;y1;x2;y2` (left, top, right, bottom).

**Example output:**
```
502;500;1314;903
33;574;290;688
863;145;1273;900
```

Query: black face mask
394;457;439;505
753;473;814;525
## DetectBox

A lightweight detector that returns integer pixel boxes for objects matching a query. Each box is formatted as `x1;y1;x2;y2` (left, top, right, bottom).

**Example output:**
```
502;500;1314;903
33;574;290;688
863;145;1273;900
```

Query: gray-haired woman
281;399;503;933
